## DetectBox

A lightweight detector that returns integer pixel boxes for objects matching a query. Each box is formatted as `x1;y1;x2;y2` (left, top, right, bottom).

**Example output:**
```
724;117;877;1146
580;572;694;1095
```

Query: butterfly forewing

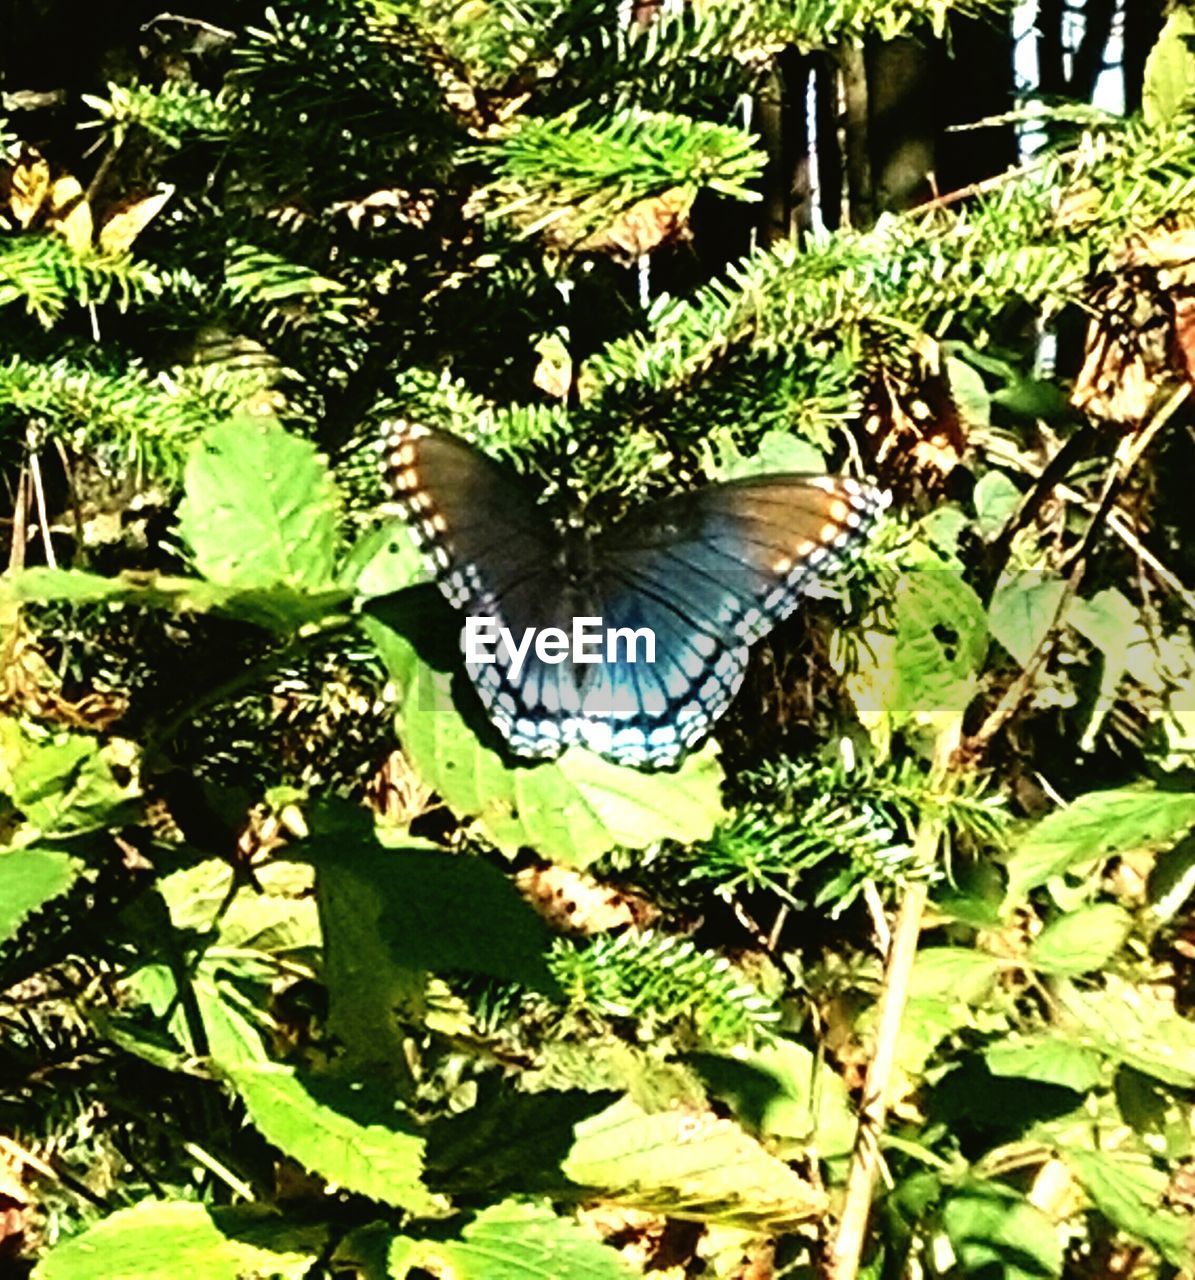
380;421;889;769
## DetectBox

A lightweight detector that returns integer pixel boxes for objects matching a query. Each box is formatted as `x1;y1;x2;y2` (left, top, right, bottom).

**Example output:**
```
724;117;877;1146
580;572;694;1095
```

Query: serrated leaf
1028;903;1132;975
2;567;347;634
312;835;558;994
177;417;340;591
563;1095;826;1229
33;1200;326;1280
0;848;83;942
388;1201;636;1279
941;1182;1062;1280
1005;787;1195;905
1144;8;1195;129
1065;1149;1193;1269
2;726;136;836
366;620;725;865
908;948;1000;1003
984;1036;1103;1093
843;567;986;726
988;572;1067;667
691;1040;856;1161
1056;979;1195;1087
973;471;1021;540
225;1062;438;1214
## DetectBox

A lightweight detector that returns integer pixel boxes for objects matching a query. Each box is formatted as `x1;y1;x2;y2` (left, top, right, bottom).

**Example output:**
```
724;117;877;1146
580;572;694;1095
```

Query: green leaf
563;1095;826;1230
1;724;135;835
177;416;340;590
946;355;990;431
388;1201;636;1279
1028;903;1133;975
1005;787;1195;905
313;837;558;994
1144;8;1195;129
973;471;1021;541
843;566;987;726
988;572;1066;667
0;847;83;942
1067;588;1141;750
225;1062;439;1214
33;1200;326;1280
367;621;725;864
984;1036;1103;1093
940;1182;1062;1279
1065;1149;1193;1269
1;567;347;633
341;522;423;597
1057;979;1195;1088
691;1040;856;1161
908;948;1000;1003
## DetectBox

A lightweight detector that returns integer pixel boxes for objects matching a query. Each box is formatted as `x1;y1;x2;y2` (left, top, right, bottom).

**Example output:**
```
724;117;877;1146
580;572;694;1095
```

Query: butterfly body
382;420;888;769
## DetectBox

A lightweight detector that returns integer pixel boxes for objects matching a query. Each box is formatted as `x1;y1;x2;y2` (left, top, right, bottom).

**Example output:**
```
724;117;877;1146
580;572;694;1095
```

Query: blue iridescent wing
569;476;890;767
381;421;889;769
381;420;585;756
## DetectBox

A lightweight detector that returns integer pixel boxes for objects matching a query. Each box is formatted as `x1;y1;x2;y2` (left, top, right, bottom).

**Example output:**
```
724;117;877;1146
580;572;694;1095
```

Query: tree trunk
866;35;935;213
936;9;1017;193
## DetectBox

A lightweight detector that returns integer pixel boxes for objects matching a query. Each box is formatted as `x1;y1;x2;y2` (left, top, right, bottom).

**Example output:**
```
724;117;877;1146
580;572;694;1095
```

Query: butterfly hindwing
381;421;889;769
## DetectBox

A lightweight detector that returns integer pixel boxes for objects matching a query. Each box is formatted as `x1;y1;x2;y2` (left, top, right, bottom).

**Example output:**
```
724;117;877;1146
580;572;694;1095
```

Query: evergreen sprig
80;80;230;150
585;115;1195;399
549;930;781;1046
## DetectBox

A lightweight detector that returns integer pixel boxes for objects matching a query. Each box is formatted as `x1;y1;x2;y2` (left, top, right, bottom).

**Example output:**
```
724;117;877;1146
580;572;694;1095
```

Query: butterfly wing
571;474;890;767
381;420;585;758
382;422;889;769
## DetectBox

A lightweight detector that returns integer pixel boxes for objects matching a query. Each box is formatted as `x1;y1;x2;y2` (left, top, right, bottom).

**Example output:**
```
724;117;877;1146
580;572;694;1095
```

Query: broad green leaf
984;1036;1103;1093
1028;903;1133;975
366;620;725;865
158;858;318;953
840;567;987;726
691;1040;856;1161
1005;787;1195;905
226;1062;439;1214
946;355;991;431
908;948;1000;1003
563;1095;826;1230
1057;979;1195;1087
33;1200;326;1280
941;1182;1062;1279
0;847;83;942
1;724;136;835
1;567;348;633
177;416;340;590
988;572;1066;668
388;1201;635;1279
1067;588;1141;750
1144;8;1195;129
121;962;270;1069
341;522;423;597
312;837;558;994
973;471;1020;541
1065;1149;1193;1269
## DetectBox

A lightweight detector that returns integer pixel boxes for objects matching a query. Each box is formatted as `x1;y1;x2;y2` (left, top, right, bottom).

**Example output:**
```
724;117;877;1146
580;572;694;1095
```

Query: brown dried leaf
8;151;50;227
515;862;656;934
579;188;693;262
46;174;93;254
98;184;174;255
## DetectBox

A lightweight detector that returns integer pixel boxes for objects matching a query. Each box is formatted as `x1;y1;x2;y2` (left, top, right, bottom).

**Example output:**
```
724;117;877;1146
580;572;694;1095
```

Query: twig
8;466;28;572
821;725;958;1280
960;386;1188;765
26;428;57;569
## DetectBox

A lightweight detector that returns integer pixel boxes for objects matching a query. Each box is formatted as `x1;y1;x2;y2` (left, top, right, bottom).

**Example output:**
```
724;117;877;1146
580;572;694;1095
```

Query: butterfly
381;421;889;769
